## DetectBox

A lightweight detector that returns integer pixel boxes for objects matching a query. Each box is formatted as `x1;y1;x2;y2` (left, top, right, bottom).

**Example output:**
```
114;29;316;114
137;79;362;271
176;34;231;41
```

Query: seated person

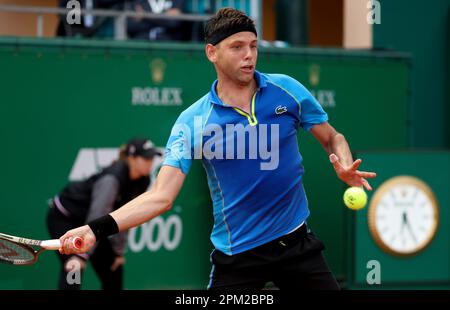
127;0;185;41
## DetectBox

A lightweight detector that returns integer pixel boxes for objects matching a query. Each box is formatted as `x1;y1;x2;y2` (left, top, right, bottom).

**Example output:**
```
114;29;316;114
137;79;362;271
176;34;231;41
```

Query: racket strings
0;239;35;264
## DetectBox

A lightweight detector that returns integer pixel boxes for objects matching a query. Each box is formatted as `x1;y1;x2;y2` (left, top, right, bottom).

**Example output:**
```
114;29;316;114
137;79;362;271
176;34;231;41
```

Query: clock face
368;176;439;256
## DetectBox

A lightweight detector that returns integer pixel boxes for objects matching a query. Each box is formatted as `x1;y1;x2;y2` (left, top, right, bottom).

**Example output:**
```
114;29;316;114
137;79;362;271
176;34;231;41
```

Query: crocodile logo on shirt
275;105;288;115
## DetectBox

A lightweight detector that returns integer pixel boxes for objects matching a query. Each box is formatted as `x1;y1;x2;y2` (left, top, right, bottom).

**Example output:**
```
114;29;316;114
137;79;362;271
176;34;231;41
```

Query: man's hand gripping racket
59;225;96;255
0;232;83;265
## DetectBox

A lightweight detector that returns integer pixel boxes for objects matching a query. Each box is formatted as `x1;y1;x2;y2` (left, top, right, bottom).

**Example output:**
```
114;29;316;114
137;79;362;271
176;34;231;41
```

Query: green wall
348;151;450;289
373;0;450;148
0;38;410;288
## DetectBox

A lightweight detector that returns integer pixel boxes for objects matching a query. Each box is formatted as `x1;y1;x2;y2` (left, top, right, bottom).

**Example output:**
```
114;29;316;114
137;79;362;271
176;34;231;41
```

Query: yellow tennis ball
343;187;367;210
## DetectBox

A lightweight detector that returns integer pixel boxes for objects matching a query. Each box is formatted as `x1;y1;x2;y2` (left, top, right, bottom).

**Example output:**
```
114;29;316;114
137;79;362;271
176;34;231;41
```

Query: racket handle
73;237;83;250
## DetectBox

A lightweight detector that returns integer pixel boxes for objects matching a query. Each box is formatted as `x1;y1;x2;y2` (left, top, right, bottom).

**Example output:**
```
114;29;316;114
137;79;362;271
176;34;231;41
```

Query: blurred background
0;0;449;289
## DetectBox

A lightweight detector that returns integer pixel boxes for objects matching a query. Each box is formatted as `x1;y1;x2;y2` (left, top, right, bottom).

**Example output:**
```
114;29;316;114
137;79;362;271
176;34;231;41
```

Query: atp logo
69;148;118;181
68;147;163;182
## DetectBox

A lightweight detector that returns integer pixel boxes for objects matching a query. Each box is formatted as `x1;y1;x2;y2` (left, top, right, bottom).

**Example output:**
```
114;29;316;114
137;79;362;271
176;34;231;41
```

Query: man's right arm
111;165;185;231
59;165;186;254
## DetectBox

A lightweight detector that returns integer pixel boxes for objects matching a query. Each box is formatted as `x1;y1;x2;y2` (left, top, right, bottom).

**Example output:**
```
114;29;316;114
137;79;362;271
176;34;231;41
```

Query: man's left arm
310;122;377;191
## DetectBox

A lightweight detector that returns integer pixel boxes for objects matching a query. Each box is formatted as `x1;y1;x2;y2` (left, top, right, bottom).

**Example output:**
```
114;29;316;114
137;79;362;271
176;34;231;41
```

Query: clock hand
400;212;407;235
404;214;418;244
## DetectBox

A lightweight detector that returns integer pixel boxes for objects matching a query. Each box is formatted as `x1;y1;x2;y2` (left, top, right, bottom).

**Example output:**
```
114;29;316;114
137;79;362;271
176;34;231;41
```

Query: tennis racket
0;232;83;266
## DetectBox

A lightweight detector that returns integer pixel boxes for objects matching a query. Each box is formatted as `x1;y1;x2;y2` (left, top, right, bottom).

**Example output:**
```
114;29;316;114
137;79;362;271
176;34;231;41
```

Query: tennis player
60;8;376;289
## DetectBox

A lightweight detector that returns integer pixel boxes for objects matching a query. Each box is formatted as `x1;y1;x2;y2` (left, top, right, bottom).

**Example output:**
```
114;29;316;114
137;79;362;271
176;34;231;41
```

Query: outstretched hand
329;153;377;191
59;225;97;255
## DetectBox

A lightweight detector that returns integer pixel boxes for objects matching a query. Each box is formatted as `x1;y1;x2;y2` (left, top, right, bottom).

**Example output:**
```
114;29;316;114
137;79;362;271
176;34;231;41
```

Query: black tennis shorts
208;224;340;290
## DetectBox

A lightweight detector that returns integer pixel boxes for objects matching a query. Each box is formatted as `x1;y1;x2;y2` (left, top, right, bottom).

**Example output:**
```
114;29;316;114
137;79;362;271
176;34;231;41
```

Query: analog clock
368;176;439;257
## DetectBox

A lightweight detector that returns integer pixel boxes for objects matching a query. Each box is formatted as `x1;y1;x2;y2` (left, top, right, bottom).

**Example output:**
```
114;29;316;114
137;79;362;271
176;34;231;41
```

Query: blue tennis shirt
163;71;328;255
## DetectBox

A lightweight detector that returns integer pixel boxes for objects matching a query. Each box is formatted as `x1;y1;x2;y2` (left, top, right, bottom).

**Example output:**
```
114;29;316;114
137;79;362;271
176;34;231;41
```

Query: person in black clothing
46;137;161;290
127;0;185;41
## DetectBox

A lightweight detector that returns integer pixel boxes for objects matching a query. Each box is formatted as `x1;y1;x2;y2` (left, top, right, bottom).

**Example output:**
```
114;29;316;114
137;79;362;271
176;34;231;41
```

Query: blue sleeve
299;88;328;131
267;74;328;131
162;95;214;174
162;116;194;175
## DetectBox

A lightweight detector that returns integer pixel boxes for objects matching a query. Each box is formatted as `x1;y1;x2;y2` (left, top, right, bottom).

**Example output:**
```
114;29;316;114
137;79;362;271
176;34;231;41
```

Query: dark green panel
348;151;450;289
448;7;450;146
374;0;450;148
275;0;308;45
